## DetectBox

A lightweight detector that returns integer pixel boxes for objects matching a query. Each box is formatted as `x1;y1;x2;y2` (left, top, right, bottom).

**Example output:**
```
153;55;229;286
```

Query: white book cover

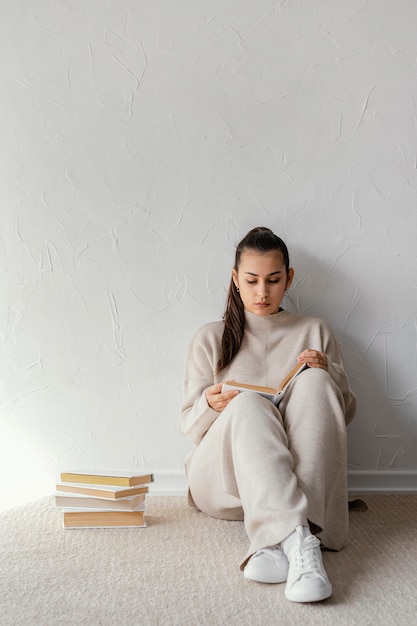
55;493;146;511
61;502;145;513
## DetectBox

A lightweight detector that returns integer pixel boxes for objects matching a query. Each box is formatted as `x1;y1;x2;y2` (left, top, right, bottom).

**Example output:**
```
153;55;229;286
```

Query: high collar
244;308;291;333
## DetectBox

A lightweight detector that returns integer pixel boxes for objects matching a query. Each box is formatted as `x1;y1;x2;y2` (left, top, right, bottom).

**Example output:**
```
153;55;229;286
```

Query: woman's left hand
297;349;328;371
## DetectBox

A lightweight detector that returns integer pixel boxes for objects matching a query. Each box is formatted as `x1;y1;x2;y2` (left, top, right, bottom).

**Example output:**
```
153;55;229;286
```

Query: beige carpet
1;495;417;626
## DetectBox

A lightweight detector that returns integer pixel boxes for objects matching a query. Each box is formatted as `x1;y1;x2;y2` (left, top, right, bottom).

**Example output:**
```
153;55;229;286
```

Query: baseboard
149;470;417;496
348;471;417;495
148;471;188;496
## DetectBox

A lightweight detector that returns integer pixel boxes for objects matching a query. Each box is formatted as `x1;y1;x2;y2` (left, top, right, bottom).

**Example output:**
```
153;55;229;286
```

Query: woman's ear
286;267;295;290
232;268;239;290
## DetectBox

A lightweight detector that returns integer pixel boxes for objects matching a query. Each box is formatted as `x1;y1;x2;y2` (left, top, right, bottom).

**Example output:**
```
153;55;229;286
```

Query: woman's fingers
298;349;328;371
206;384;239;412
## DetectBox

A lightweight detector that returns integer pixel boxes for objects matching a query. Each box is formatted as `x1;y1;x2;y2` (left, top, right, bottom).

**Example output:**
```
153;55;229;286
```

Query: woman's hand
297;349;328;371
205;383;239;413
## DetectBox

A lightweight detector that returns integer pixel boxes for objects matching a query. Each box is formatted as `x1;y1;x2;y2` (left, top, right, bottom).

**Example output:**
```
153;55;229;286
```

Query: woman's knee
222;391;280;425
296;366;333;386
288;367;341;401
282;367;346;427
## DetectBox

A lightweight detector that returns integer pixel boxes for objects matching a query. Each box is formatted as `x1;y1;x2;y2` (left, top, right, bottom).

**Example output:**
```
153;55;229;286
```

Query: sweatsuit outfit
180;309;356;568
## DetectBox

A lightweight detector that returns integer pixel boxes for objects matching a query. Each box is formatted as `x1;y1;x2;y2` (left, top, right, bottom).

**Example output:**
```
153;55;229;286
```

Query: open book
221;362;308;407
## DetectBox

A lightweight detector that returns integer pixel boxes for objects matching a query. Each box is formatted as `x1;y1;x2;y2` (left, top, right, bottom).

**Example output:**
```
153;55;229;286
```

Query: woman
180;227;356;603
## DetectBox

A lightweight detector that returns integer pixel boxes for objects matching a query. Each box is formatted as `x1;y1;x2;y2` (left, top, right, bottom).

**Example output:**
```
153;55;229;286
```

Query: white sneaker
244;546;289;584
283;526;332;603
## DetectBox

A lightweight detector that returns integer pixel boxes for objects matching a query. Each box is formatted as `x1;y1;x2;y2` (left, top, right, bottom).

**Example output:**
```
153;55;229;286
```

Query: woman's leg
186;392;309;566
280;367;349;550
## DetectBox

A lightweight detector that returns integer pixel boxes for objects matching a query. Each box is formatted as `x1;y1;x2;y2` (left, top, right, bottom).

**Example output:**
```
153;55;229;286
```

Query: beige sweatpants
185;368;349;568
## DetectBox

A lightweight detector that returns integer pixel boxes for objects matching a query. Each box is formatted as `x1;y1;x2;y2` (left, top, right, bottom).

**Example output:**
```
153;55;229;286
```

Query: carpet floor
1;495;417;625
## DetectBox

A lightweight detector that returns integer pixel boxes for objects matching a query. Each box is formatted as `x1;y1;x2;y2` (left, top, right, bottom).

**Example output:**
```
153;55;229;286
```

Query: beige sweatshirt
181;310;356;445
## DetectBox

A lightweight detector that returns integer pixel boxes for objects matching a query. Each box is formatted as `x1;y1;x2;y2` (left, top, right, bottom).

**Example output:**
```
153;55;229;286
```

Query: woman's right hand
205;383;239;413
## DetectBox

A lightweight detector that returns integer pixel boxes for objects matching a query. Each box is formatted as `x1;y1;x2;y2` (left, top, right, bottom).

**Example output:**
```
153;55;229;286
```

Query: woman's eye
246;279;280;284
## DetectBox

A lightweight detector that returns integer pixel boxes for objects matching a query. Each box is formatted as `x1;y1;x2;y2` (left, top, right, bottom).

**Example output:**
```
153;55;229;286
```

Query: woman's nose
258;283;268;297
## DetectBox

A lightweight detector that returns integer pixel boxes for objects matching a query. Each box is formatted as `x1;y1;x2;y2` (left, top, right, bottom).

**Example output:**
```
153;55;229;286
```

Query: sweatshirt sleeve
180;324;221;445
319;321;356;425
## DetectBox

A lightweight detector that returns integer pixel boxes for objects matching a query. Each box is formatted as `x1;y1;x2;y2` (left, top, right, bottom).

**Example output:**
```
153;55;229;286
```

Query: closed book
55;492;146;511
63;510;146;528
60;470;154;487
56;483;149;500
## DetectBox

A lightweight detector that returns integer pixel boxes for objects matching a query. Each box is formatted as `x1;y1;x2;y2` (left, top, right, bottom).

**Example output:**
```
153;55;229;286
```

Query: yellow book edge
60;472;154;487
224;362;308;395
63;510;146;528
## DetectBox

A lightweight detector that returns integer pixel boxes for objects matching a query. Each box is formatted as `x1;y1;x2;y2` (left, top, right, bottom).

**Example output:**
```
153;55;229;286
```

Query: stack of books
55;470;154;528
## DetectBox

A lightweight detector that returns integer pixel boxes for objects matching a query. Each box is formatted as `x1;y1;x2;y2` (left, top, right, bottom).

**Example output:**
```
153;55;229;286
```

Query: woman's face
232;249;294;316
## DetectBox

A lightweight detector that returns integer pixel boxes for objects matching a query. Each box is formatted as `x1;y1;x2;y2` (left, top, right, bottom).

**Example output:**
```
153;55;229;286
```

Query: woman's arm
180;324;237;445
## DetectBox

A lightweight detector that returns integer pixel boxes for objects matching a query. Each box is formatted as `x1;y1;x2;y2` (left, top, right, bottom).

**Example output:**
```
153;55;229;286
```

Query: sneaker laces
291;535;325;580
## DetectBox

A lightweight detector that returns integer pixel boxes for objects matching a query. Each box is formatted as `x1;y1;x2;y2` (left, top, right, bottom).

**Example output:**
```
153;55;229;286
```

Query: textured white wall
1;0;417;508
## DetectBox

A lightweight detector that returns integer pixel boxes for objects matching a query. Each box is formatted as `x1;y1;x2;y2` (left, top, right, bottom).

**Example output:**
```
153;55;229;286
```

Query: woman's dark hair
217;227;290;373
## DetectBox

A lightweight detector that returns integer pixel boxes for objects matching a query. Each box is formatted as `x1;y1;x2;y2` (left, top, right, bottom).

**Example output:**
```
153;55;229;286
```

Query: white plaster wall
1;0;417;508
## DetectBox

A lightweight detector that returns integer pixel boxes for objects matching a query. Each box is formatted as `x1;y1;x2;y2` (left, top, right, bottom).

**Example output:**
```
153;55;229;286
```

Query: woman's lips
255;302;269;307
